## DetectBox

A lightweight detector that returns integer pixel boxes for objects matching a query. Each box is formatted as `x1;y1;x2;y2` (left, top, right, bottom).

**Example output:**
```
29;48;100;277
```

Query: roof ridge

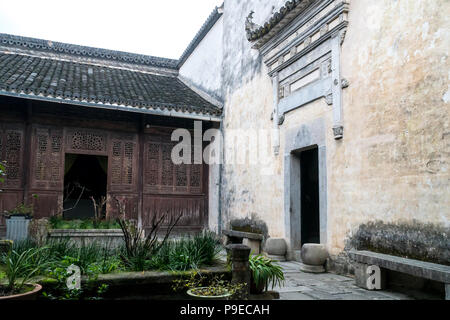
0;33;179;69
246;0;315;44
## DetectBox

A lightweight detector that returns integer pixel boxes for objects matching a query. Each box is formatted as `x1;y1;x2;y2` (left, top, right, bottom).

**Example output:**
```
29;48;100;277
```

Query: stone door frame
283;117;328;261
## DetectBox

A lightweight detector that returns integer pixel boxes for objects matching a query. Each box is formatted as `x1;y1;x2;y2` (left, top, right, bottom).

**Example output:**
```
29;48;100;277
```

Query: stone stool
300;243;328;273
263;238;287;261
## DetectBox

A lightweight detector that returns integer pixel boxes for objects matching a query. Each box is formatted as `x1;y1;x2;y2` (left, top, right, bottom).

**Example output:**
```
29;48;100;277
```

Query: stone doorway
283;118;327;260
298;147;320;244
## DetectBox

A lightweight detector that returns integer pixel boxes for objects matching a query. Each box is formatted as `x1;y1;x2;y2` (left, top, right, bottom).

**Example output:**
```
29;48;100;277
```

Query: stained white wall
179;15;224;101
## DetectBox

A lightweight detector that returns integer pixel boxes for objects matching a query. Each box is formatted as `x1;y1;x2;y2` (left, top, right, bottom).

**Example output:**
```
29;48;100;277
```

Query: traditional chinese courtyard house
0;22;223;236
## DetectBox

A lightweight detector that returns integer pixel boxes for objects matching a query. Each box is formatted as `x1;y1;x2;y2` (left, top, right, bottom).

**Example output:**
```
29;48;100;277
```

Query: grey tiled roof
246;0;315;48
0;33;222;117
0;33;178;69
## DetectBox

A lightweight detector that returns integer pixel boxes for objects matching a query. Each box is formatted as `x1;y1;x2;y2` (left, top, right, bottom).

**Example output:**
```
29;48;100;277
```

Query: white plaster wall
218;0;449;257
179;16;224;100
187;0;449;260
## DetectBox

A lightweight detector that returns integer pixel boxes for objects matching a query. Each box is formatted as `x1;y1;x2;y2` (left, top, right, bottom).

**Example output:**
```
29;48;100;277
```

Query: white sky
0;0;223;59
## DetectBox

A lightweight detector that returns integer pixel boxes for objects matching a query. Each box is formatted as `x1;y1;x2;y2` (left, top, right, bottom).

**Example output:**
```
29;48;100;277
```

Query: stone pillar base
267;254;286;262
300;263;325;273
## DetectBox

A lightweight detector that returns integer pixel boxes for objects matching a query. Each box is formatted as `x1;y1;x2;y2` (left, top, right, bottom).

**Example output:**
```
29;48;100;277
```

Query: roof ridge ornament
245;11;261;41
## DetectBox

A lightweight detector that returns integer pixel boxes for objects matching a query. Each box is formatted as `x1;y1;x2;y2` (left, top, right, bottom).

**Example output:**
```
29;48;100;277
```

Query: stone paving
273;261;413;300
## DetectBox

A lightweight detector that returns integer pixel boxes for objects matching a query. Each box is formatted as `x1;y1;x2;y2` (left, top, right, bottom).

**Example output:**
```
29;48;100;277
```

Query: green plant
114;196;182;271
249;254;284;292
7;202;34;217
172;271;245;298
48;215;121;230
0;161;6;191
151;231;222;271
1;247;49;294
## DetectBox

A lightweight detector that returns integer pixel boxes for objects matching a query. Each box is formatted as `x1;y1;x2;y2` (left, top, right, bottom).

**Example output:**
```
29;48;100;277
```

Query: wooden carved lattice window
144;137;203;194
0;127;24;188
146;143;159;186
70;131;105;152
110;138;137;188
34;127;63;189
161;144;173;186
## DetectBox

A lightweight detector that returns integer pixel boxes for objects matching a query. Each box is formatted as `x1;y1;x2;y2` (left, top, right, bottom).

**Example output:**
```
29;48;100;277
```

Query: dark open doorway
300;147;320;244
63;154;107;219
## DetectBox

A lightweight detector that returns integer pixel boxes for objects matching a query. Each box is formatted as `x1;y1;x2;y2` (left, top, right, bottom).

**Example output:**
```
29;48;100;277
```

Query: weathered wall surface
220;0;287;237
179;16;224;101
217;0;449;260
331;0;450;255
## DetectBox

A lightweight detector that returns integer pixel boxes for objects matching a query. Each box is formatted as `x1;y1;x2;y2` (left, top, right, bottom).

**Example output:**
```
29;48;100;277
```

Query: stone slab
222;229;264;240
349;250;450;283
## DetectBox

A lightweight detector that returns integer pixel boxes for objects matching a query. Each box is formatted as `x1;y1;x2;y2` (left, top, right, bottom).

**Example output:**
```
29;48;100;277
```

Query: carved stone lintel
333;125;344;140
304;37;312;47
320;24;329;36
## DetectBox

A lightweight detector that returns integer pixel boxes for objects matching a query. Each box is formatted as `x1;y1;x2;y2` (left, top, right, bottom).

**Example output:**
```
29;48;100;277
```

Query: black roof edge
0;33;179;69
177;3;224;68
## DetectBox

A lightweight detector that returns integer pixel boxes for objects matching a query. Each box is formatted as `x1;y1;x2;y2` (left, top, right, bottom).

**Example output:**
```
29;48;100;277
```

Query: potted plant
249;254;285;294
4;201;35;242
0;247;46;300
173;272;245;300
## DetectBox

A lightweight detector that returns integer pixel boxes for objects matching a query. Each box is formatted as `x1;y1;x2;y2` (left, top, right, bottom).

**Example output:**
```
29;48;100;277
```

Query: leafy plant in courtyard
150;231;222;271
172;271;245;299
6;202;34;217
114;196;183;271
1;247;49;295
48;215;121;230
249;254;285;292
0;160;6;192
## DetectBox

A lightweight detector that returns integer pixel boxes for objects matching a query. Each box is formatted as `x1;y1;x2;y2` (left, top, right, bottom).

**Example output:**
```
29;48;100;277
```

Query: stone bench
222;229;263;254
349;250;450;300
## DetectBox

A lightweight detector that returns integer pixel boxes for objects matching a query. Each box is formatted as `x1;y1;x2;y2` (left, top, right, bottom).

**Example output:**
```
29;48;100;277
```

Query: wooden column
137;115;145;229
22;101;33;204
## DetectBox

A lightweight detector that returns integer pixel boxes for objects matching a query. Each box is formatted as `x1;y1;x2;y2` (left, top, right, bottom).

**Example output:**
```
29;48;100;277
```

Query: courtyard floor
273;261;413;300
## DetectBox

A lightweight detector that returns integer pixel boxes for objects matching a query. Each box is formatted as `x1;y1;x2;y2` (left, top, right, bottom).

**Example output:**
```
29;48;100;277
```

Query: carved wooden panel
0;191;23;227
142;195;206;229
143;134;203;195
0;123;24;189
31;126;64;190
108;134;138;192
65;128;107;155
31;193;61;218
142;128;208;231
106;194;139;221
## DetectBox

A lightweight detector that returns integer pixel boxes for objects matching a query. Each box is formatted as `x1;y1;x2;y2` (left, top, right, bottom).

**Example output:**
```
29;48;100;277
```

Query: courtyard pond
0;230;225;300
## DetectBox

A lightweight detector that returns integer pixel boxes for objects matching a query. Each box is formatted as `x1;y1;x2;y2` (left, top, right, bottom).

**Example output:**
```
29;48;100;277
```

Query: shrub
249;254;284;292
2;247;49;294
149;231;222;271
